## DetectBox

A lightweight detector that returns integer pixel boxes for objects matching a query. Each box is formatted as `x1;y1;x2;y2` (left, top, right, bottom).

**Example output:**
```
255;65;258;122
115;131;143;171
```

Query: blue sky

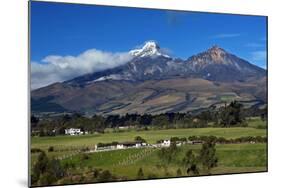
30;1;267;89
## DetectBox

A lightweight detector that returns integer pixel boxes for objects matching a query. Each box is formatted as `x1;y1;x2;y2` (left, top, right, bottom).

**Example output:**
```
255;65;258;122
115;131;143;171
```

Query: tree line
31;101;267;136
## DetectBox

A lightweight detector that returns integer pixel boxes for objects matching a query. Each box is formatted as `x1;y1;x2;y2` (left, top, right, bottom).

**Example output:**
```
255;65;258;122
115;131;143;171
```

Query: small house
65;128;82;136
117;141;146;149
161;139;171;147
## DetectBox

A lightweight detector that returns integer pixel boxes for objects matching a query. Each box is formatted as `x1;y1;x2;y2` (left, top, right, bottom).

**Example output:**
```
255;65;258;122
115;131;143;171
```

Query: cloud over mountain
31;49;133;89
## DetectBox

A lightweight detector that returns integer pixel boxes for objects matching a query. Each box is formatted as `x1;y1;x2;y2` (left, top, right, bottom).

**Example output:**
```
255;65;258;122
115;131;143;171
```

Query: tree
134;136;146;143
97;170;113;182
139;114;152;125
137;167;144;178
105;115;120;128
31;115;39;128
219;101;245;127
199;141;218;172
158;142;178;163
92;115;106;133
92;168;102;178
182;150;199;175
32;151;65;186
260;106;268;121
152;115;169;128
170;137;180;143
33;152;49;177
48;146;54;152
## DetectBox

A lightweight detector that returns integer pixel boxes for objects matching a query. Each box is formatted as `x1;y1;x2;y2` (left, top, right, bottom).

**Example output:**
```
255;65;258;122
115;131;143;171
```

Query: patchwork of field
31;127;266;151
56;143;266;181
31;118;267;184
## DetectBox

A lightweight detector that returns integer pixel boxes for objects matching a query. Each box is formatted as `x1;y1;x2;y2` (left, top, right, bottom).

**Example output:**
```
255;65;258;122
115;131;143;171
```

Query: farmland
31;142;266;185
58;143;266;180
31;126;266;151
30;117;267;186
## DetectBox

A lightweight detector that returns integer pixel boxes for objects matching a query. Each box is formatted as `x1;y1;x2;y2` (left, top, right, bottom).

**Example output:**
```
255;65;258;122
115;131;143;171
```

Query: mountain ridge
63;41;265;86
31;42;267;115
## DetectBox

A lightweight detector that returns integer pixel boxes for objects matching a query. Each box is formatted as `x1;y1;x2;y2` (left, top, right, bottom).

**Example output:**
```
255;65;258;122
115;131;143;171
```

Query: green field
31;127;266;151
56;143;266;182
31;118;267;185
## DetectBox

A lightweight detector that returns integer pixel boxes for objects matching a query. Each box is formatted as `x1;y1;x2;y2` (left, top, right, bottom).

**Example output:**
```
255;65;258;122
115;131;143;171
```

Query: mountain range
31;41;267;115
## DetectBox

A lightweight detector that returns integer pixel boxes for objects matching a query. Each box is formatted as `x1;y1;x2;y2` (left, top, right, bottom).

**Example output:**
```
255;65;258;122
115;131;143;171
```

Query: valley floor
30;122;267;186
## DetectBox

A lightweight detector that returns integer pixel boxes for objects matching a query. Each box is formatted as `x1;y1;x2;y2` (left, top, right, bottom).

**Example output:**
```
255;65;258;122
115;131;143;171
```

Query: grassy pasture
30;119;267;185
58;143;266;180
247;117;267;128
31;127;266;152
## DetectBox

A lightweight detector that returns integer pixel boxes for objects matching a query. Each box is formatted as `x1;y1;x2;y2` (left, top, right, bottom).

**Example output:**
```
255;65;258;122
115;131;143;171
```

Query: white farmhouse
116;143;125;149
65;128;82;136
135;142;143;148
161;139;171;147
117;141;146;149
95;141;147;151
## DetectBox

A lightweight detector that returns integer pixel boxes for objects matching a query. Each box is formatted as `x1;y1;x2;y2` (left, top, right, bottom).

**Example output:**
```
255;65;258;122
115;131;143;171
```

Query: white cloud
211;33;241;39
31;49;133;90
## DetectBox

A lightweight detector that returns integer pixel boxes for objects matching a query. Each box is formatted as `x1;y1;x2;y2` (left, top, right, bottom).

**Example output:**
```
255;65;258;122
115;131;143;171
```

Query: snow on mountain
32;42;267;114
64;42;266;85
129;41;170;58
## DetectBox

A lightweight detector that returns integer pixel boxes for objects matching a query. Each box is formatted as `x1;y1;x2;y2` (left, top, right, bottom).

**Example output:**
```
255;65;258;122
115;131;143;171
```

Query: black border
28;1;269;187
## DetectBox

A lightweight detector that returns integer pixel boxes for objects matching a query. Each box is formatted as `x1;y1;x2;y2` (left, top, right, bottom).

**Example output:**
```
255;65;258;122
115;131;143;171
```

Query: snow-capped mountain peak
129;41;170;58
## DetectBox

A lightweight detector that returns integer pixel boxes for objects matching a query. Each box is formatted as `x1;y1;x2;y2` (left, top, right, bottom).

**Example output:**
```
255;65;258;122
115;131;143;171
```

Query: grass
247;117;267;129
31;127;266;152
30;119;267;185
58;143;266;180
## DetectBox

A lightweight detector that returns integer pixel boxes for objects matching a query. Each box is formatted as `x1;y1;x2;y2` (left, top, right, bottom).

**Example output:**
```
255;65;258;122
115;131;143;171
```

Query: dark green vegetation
30;102;267;186
31;101;267;137
31;152;65;186
31;116;267;186
31;141;267;186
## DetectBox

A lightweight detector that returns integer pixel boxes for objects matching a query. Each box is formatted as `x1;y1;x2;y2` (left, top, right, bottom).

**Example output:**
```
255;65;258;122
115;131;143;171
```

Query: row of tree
157;140;218;175
31;101;267;136
187;135;267;144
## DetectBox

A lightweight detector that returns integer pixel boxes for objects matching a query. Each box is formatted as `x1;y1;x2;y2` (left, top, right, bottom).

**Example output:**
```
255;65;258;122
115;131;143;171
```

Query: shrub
137;167;144;178
199;141;218;171
92;168;102;178
97;170;113;182
257;124;266;129
48;146;54;152
81;154;90;160
81;147;90;152
135;136;146;143
32;151;65;186
176;168;182;176
31;148;43;153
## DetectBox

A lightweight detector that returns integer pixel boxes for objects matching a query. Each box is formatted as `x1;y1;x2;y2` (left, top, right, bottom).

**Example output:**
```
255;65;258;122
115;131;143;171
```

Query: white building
65;128;82;136
94;141;147;151
116;141;146;149
116;143;125;149
161;139;171;147
136;142;142;148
